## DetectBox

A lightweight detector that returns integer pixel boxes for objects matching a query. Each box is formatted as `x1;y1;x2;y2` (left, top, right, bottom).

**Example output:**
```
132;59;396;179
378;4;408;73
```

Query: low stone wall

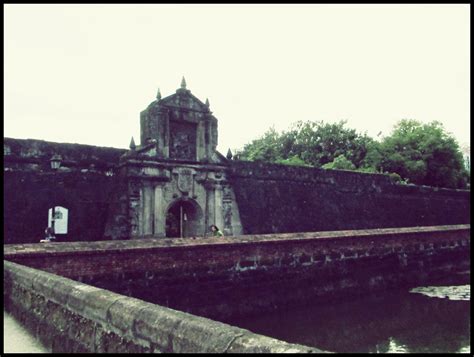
5;225;470;322
4;261;319;353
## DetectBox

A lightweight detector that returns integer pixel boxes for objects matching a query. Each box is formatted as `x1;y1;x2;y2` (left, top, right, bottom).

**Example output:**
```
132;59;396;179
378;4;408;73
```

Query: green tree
237;127;284;162
236;120;373;169
235;118;468;189
276;155;310;167
376;119;468;188
322;154;356;170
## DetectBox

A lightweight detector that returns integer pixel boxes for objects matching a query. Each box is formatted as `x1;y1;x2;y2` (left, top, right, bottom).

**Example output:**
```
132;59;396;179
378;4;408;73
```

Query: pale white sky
4;4;470;154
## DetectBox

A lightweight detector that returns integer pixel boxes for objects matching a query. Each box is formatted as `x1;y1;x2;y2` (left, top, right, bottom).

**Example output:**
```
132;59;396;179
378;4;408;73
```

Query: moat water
225;276;470;353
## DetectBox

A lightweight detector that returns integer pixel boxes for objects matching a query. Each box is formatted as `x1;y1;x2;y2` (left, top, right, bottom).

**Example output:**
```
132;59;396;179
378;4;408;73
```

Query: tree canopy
237;120;374;168
235;119;469;189
374;119;468;188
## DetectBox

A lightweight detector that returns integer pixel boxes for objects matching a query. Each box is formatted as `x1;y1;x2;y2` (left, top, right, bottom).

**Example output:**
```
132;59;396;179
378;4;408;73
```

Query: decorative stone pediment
138;80;223;163
159;90;210;113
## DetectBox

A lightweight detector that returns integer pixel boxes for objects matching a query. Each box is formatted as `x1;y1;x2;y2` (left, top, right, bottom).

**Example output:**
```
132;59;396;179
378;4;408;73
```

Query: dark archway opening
165;199;203;238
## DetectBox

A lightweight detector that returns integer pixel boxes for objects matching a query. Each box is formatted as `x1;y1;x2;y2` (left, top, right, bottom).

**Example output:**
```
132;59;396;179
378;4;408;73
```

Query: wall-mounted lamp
50;154;62;169
105;169;114;176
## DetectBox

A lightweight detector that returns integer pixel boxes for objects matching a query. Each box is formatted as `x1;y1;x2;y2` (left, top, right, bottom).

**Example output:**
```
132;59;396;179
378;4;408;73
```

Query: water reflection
225;284;470;353
410;284;470;301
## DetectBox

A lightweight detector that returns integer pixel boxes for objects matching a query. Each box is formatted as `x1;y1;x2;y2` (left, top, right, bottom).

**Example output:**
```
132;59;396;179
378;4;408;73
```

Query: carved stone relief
177;168;193;194
169;121;197;160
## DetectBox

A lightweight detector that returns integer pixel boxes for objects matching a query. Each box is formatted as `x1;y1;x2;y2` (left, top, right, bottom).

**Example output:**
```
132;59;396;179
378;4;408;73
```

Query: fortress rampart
4;138;470;244
229;161;470;234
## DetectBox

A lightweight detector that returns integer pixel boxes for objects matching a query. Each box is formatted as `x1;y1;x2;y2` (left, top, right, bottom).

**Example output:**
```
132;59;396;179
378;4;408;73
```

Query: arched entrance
165;199;203;238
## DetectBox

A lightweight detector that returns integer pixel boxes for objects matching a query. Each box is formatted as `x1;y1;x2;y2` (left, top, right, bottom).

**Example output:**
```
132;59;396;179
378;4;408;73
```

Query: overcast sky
4;4;470;154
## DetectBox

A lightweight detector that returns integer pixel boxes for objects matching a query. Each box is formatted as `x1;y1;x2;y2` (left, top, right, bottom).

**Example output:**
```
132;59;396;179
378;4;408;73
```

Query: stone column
157;108;170;158
196;121;205;161
214;184;224;231
142;184;154;236
222;185;233;236
205;184;215;237
163;109;170;158
135;185;144;237
154;184;166;237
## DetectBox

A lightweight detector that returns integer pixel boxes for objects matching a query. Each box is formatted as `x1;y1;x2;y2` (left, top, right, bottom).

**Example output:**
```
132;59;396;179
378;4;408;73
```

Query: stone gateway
112;79;243;238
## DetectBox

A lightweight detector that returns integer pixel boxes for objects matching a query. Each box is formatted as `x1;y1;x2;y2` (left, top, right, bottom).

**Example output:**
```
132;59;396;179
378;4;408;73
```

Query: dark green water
225;280;470;353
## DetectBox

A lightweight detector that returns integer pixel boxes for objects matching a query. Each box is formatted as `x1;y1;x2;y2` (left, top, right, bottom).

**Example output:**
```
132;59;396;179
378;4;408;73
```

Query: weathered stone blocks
5;260;319;353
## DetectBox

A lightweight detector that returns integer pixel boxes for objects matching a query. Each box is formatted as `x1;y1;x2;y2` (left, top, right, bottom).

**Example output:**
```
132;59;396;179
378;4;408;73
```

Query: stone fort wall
229;161;470;234
4;138;470;244
4;138;126;244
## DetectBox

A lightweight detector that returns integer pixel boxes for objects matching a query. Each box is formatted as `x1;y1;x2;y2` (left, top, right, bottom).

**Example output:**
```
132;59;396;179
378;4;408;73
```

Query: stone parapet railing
4;260;323;353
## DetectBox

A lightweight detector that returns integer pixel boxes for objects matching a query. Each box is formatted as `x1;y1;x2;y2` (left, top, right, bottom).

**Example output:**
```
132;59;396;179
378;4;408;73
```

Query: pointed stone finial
181;76;187;89
156;88;161;100
205;98;210;108
129;137;136;151
226;148;233;160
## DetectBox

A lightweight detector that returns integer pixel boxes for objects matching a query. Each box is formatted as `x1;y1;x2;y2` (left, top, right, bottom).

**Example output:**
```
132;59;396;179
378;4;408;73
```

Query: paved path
4;311;49;353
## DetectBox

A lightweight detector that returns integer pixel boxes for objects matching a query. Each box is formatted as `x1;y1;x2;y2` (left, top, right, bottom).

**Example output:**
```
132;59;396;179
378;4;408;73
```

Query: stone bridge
4;224;470;353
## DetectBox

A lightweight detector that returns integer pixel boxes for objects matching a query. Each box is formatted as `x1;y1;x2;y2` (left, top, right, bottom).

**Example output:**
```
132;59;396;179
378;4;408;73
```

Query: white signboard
48;206;68;234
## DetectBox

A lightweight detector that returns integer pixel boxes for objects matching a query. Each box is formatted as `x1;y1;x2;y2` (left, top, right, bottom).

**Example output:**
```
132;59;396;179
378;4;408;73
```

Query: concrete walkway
4;311;49;353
